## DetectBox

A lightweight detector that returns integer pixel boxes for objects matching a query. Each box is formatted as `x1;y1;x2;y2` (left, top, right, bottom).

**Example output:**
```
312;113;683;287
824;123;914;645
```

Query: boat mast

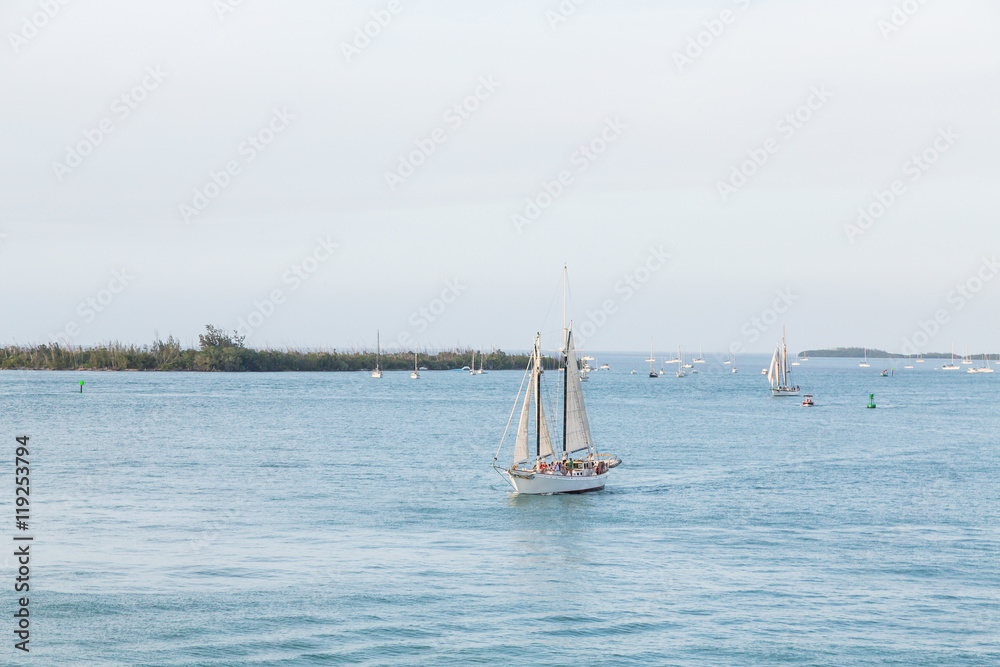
782;326;788;389
535;334;541;460
562;266;568;459
376;330;380;371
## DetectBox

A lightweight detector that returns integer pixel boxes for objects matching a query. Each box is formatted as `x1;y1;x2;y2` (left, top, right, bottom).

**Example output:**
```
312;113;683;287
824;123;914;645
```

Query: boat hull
505;470;609;495
771;387;800;396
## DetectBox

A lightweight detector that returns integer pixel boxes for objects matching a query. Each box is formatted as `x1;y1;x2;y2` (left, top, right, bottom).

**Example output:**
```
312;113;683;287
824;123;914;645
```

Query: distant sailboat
731;352;738;373
647;339;657;378
477;352;486;374
470;350;477;375
676;346;687;378
904;354;913;369
492;268;621;494
859;347;870;368
411;352;420;379
371;331;383;379
978;354;994;373
942;343;960;370
693;345;705;364
768;327;800;396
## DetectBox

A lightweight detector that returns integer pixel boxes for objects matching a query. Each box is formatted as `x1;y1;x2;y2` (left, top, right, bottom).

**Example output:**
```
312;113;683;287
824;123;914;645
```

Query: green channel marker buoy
867;393;876;409
79;380;84;393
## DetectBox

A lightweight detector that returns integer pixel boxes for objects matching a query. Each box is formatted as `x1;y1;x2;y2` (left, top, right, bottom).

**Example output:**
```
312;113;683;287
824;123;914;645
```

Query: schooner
767;326;800;396
493;269;622;494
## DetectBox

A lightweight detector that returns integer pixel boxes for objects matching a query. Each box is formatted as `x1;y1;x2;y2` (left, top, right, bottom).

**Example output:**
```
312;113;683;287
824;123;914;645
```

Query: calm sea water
2;356;998;665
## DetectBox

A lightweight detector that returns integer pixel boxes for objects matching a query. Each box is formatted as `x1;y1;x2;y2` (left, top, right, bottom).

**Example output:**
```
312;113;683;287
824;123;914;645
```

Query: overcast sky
1;0;998;354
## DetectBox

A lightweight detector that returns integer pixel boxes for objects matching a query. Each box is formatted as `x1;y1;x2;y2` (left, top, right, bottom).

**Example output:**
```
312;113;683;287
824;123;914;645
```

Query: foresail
564;330;594;454
767;346;780;388
513;373;532;465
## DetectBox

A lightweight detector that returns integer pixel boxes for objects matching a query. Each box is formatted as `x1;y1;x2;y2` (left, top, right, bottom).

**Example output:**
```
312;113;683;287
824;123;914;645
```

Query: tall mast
535;334;542;460
782;326;788;388
563;329;569;458
376;330;380;369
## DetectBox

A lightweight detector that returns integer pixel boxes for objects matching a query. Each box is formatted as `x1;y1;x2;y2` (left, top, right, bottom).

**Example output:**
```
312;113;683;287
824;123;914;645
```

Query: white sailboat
676;346;687;378
978;355;994;373
646;339;657;378
768;327;800;396
942;344;960;370
693;345;705;364
731;352;738;373
493;269;621;495
410;352;420;379
859;347;870;368
477;352;486;374
371;331;383;378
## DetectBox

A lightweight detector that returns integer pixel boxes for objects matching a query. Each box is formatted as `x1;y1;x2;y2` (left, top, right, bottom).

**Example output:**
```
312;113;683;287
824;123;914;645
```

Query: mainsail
513;373;533;465
512;341;554;464
563;330;594;454
767;345;780;388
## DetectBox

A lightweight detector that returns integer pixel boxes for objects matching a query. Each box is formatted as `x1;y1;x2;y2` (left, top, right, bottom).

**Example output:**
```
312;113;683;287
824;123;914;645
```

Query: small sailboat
916;354;924;363
961;348;973;365
942;344;960;370
411;352;420;379
676;346;687;378
693;345;705;364
477;352;486;374
767;327;800;396
371;331;383;378
731;353;738;373
599;363;610;371
470;350;477;375
859;347;870;368
647;339;658;378
978;355;994;373
492;269;621;495
904;354;913;369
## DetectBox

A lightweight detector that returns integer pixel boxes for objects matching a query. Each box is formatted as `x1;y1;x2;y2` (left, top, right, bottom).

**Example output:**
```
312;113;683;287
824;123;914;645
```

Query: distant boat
942;343;960;370
731;353;738;373
599;363;610;371
761;368;767;375
859;347;870;368
880;369;889;377
470;350;477;375
411;352;420;379
802;395;814;407
961;348;973;365
477;352;486;374
916;354;924;363
371;330;383;378
676;346;687;378
904;354;913;369
693;345;705;364
978;355;994;373
767;327;800;396
493;268;621;494
647;338;658;378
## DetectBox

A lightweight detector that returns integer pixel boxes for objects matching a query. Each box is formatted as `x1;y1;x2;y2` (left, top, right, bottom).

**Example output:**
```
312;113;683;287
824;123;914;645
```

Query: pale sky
1;0;998;354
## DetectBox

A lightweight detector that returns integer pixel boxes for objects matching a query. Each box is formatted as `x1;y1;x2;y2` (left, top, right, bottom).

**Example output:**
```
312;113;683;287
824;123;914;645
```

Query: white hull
771;387;800;396
371;370;382;378
505;469;609;494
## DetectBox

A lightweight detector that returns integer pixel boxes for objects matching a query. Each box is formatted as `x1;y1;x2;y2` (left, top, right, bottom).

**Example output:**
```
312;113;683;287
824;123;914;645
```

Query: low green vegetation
798;347;991;359
0;325;555;372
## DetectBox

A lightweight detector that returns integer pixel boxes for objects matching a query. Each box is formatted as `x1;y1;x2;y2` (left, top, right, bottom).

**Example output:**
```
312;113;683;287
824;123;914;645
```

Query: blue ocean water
2;356;998;665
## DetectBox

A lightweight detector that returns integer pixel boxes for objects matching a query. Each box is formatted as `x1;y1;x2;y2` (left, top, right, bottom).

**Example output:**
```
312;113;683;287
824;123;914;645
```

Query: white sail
564;330;594;455
537;381;555;459
513;373;533;465
767;346;780;388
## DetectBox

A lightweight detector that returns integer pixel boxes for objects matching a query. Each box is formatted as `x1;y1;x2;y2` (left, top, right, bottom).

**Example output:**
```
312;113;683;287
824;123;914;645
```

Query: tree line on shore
0;326;556;372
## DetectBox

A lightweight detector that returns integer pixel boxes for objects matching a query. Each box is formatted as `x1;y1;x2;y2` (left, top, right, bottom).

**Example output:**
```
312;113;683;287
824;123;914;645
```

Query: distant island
0;325;557;372
798;347;988;360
